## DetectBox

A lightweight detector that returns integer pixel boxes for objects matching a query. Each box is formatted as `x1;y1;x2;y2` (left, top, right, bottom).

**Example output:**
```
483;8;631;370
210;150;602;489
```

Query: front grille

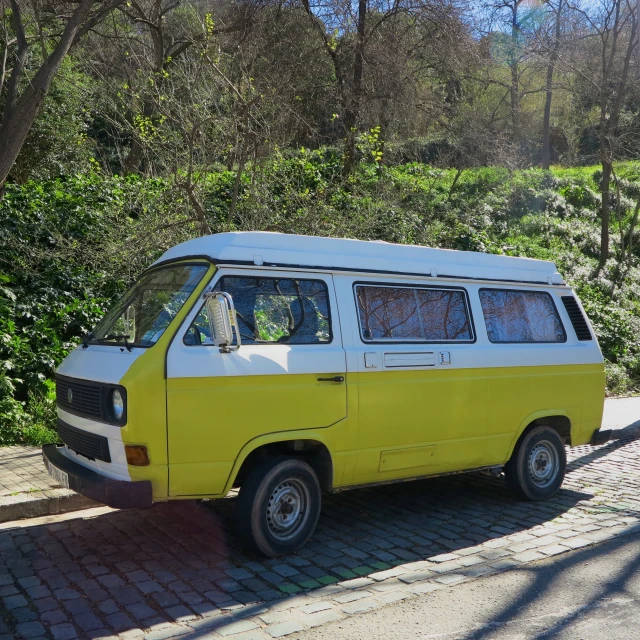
56;375;103;421
561;296;592;341
57;419;111;462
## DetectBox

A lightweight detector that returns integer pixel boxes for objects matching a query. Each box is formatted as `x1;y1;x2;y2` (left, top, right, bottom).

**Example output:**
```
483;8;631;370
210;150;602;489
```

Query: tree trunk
123;99;155;174
628;196;640;269
541;67;553;169
0;0;94;190
509;2;521;135
228;110;250;225
509;63;520;134
594;0;637;267
377;97;390;179
4;0;29;125
123;2;164;174
542;0;563;170
600;159;612;266
343;0;367;176
447;168;464;202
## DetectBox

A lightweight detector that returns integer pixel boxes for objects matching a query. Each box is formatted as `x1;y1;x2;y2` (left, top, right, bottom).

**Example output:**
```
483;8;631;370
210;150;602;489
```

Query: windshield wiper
96;334;133;352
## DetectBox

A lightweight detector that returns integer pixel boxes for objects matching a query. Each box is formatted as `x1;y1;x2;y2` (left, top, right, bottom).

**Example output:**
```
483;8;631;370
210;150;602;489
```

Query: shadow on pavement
456;529;640;640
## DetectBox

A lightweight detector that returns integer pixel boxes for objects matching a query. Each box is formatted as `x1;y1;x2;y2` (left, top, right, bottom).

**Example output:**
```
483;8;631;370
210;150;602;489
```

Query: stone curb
0;488;98;523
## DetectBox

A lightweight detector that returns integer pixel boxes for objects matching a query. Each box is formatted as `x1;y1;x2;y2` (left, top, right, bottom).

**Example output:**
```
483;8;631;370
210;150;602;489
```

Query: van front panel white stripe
56;408;130;481
57;344;144;384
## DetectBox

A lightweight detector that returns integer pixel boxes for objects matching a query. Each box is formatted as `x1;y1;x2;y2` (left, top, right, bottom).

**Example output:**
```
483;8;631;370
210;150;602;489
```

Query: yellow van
43;232;607;556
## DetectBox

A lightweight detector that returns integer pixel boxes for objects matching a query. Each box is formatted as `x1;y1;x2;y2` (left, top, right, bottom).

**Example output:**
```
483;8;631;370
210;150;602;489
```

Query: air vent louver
56;376;103;421
561;296;592;341
57;420;111;462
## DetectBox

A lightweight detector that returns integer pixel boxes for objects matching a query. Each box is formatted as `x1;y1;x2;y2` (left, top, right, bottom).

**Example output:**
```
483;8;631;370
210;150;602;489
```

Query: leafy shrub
0;174;185;443
605;362;631;396
560;183;600;210
0;374;57;445
3;157;640;446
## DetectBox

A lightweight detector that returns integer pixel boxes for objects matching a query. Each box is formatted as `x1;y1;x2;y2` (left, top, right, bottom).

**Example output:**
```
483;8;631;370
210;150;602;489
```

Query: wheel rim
527;440;559;488
265;478;310;542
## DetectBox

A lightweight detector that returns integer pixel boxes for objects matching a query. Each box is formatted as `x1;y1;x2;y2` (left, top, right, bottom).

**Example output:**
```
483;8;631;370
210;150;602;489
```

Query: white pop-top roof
153;232;565;285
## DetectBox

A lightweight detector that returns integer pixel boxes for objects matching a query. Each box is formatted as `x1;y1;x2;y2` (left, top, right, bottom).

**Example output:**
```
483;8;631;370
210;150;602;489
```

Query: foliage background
2;153;640;445
2;1;640;448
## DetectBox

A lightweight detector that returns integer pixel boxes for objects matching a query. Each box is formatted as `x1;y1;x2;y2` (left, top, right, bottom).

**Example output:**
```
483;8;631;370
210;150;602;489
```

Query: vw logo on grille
67;388;73;404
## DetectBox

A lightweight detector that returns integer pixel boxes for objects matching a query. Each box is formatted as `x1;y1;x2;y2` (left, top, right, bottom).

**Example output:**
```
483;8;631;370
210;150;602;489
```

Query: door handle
317;376;345;383
383;352;436;368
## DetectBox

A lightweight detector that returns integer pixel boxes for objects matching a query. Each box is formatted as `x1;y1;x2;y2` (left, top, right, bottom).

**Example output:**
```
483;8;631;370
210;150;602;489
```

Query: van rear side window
479;289;566;343
355;285;473;342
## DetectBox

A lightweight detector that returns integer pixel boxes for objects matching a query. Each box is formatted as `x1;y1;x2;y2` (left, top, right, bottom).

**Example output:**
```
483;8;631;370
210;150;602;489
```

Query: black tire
234;457;321;557
504;426;566;501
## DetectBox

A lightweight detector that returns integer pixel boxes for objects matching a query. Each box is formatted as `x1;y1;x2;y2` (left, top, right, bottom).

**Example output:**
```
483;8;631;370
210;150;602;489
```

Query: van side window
355;285;473;342
184;277;331;345
479;289;566;343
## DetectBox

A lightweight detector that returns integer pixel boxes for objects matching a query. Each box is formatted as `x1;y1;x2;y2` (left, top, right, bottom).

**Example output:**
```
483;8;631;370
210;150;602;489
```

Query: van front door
334;277;488;485
166;270;347;496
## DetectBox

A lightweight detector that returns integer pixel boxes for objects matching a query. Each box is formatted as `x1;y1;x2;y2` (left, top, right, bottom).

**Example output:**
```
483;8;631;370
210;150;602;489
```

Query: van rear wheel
234;457;321;557
504;426;566;501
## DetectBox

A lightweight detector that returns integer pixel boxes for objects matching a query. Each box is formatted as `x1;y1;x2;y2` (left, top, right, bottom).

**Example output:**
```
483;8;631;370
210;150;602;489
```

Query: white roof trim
152;232;565;285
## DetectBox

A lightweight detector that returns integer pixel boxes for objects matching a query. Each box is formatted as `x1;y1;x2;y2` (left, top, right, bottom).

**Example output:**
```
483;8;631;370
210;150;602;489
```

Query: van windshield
89;264;208;348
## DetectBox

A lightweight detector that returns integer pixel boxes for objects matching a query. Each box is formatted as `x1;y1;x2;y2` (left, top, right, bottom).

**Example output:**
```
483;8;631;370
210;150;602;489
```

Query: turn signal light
125;445;150;466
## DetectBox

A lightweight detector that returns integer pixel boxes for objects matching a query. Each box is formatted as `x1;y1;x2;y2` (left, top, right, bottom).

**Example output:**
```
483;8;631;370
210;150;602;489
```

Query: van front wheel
234;457;321;557
504;427;566;501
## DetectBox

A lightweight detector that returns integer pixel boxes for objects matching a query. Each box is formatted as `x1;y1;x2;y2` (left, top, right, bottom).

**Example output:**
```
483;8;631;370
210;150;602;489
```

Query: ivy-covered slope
2;155;640;445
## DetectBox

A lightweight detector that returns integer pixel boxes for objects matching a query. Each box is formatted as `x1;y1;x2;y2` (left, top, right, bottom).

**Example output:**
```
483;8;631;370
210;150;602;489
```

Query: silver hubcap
528;441;558;488
266;479;310;541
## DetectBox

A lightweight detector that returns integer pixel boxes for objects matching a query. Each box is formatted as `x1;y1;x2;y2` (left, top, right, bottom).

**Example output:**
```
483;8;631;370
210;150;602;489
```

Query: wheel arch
506;410;573;460
222;431;335;495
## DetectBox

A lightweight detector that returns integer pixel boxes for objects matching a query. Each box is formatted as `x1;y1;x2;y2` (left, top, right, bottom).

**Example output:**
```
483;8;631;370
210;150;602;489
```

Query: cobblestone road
2;435;640;640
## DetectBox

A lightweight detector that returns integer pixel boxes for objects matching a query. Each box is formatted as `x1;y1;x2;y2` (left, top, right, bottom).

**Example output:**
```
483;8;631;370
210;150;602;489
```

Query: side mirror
123;305;136;342
204;292;241;353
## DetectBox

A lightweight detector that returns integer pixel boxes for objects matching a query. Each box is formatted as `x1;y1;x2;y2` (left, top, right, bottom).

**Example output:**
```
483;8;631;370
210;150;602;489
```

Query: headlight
112;389;124;421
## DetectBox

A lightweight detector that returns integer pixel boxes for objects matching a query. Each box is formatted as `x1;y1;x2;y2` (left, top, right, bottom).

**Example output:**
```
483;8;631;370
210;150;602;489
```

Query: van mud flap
590;429;612;446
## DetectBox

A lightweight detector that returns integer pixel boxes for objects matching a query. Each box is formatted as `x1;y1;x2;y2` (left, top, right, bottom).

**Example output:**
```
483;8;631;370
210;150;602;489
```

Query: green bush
0;374;57;445
0;173;187;444
2;156;640;446
605;362;632;396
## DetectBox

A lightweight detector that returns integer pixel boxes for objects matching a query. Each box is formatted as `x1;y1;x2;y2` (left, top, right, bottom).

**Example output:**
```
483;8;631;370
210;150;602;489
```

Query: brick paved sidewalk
0;447;62;497
1;433;640;640
0;447;95;523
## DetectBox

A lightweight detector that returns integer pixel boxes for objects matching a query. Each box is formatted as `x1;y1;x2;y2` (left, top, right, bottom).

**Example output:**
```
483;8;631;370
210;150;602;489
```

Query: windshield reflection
89;264;208;348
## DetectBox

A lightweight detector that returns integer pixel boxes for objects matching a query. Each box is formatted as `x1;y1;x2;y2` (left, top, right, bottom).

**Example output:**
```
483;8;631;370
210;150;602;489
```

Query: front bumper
42;444;152;509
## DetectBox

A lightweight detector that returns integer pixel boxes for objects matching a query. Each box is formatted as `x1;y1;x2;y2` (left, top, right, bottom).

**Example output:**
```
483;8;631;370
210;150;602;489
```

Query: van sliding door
334;277;489;485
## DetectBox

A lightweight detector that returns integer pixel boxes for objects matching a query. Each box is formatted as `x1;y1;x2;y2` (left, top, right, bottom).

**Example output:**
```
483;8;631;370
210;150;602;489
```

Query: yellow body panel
485;364;603;455
120;360;604;498
157;362;603;497
351;367;489;482
347;362;604;486
166;373;348;496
